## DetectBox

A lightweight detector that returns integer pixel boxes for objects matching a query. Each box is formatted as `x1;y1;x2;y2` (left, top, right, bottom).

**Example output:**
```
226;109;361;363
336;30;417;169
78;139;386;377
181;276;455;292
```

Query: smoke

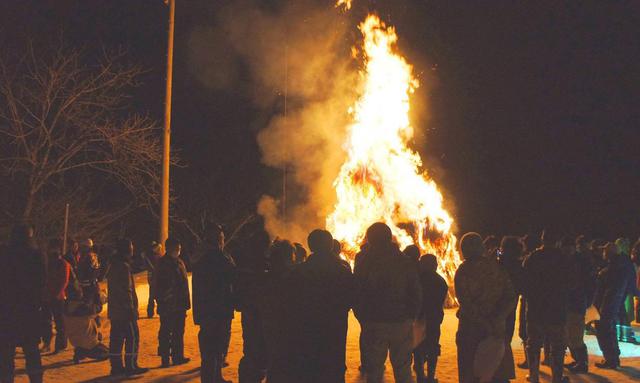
188;0;359;243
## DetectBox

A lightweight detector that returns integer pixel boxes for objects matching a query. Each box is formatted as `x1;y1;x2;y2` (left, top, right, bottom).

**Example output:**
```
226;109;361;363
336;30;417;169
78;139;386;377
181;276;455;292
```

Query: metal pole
282;43;288;227
62;203;69;254
160;0;175;246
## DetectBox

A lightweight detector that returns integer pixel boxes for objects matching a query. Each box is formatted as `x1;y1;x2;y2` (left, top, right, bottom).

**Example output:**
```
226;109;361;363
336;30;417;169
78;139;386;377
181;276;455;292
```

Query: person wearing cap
455;232;516;383
294;229;354;383
155;237;191;367
192;224;235;383
522;230;571;383
354;222;422;383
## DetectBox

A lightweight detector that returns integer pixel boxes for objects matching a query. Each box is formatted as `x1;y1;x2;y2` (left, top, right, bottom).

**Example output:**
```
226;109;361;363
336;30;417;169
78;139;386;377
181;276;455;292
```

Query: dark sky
2;0;639;240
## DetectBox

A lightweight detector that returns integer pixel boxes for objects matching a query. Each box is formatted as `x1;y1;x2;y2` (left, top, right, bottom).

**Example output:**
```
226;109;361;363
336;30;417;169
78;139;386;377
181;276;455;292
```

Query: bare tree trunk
22;189;36;221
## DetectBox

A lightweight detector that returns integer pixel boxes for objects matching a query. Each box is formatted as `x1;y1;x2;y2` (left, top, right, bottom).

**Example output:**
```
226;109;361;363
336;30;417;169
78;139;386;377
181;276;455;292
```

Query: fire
335;0;352;11
326;14;461;295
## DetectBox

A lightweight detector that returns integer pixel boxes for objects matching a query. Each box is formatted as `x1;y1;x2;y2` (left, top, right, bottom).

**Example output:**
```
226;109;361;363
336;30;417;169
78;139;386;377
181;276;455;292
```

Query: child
414;254;448;383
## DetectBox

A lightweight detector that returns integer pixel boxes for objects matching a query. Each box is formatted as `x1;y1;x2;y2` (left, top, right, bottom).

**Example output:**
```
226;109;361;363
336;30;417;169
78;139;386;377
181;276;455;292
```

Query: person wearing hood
106;238;148;377
354;222;422;383
294;229;355;383
455;232;516;383
0;223;46;383
192;224;235;383
155;237;191;367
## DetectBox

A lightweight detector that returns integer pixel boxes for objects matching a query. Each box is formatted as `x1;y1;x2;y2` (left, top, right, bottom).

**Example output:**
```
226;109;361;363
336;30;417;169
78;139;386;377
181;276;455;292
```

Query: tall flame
326;14;461;295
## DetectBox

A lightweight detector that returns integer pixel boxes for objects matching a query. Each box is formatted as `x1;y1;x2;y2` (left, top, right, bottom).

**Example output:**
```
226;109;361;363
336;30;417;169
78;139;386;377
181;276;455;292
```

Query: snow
12;274;640;382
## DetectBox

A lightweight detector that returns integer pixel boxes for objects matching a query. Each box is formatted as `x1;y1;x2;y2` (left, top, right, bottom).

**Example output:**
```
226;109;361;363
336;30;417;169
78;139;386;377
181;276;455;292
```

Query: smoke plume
188;0;359;243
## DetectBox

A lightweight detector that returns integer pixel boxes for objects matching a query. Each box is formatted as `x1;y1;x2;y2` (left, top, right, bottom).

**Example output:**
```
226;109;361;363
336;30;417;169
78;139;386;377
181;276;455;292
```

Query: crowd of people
0;221;639;383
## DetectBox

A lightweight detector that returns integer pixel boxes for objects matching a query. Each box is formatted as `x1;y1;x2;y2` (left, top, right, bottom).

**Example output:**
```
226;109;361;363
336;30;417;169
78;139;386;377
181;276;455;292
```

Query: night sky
2;0;639;241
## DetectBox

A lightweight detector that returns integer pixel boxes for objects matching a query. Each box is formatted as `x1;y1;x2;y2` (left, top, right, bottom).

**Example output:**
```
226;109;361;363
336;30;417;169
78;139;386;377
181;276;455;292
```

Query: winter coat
522;246;572;325
45;255;71;301
260;269;297;381
594;254;637;320
455;256;516;333
154;255;191;315
106;256;139;321
293;251;355;377
566;250;596;314
0;243;46;340
419;270;448;324
192;245;236;324
354;243;422;323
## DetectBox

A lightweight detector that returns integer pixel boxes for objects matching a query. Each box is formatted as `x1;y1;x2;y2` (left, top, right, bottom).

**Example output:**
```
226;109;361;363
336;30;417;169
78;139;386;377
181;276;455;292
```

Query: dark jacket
419;270;448;324
77;251;101;308
192;245;236;325
260;268;297;382
354;243;422;323
107;256;139;321
522;246;571;325
293;251;355;379
0;243;46;340
155;254;191;315
594;254;637;320
567;250;596;314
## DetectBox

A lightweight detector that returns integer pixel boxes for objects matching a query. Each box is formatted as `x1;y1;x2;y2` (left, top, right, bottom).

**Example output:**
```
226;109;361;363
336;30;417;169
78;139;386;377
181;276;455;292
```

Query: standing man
107;239;148;377
0;224;46;383
522;231;571;383
295;229;354;383
354;222;422;383
41;238;71;353
563;236;595;373
192;224;235;383
155;237;191;367
455;232;516;383
593;242;637;369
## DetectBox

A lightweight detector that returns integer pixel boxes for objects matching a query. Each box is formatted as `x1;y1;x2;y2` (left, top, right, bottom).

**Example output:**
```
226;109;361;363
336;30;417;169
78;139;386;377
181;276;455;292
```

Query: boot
563;347;578;368
567;345;588;374
551;350;569;383
426;355;439;383
595;358;619;369
526;347;540;383
27;373;43;383
160;355;171;368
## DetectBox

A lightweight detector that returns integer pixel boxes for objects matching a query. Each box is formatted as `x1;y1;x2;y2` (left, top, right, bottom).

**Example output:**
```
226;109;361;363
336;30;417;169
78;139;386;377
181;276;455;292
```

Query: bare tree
0;41;165;239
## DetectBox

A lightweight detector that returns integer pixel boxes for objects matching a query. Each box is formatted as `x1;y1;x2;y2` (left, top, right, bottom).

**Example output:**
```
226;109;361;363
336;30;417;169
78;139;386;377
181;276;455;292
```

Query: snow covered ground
13;274;640;382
